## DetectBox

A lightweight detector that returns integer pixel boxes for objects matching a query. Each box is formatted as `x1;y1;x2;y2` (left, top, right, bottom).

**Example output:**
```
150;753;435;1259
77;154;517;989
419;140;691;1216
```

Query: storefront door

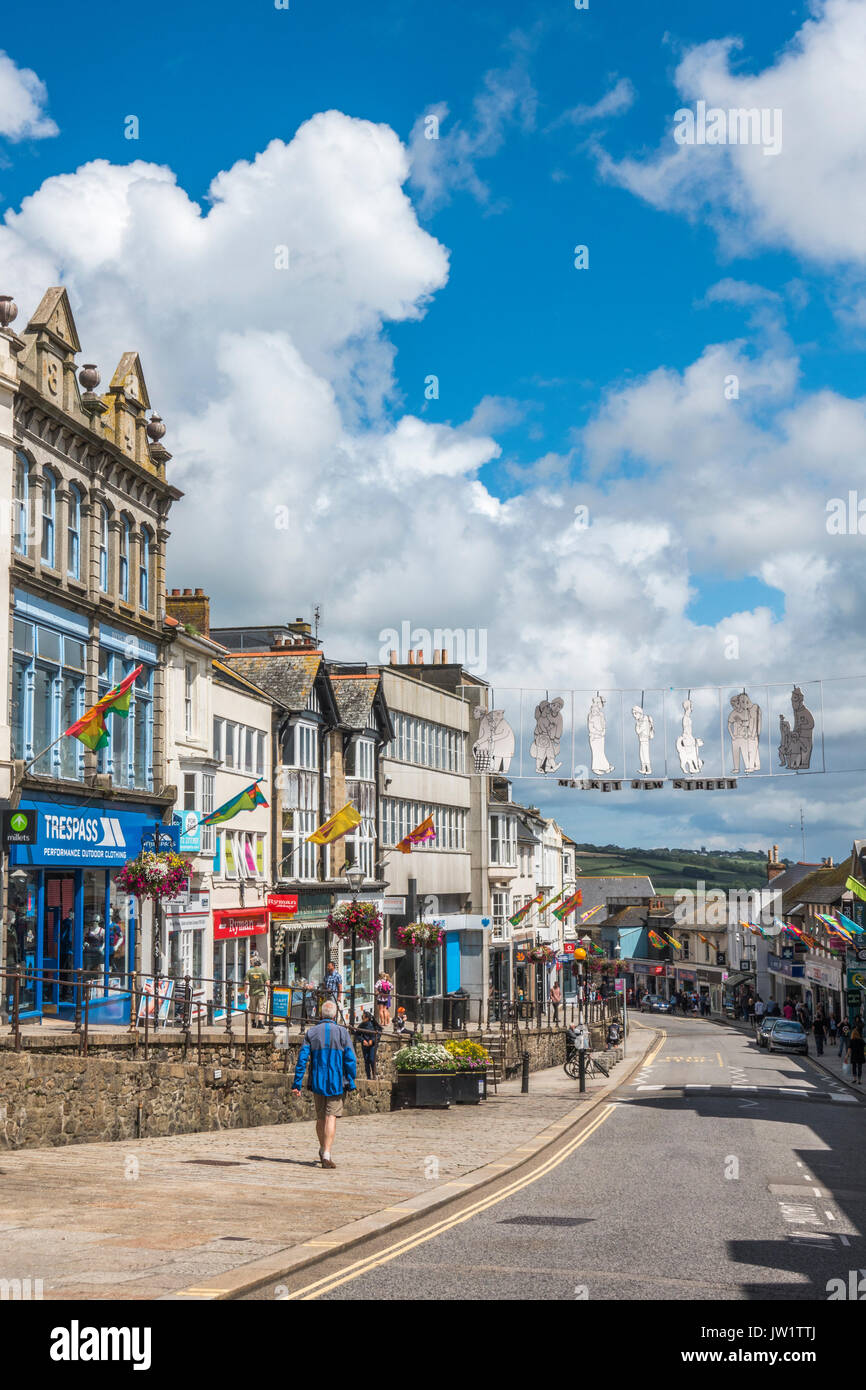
43;872;76;1012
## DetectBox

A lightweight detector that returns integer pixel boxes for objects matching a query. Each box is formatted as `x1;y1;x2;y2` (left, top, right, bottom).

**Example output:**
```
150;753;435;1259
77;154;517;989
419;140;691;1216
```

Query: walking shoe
322;1157;336;1169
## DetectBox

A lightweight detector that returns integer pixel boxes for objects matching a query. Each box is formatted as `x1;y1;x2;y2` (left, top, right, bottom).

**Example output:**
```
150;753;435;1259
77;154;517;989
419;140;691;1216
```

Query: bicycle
563;1049;609;1080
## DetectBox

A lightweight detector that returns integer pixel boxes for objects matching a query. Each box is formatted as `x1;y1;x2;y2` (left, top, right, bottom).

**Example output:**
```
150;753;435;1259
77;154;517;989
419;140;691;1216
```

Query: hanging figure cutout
676;699;704;774
778;687;814;769
531;697;564;774
632;706;654;775
728;691;761;773
472;707;515;773
587;694;614;775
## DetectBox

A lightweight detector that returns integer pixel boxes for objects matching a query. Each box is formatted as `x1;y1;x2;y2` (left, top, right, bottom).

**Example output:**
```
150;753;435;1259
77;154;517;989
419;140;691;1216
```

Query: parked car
756;1016;780;1048
767;1020;809;1056
640;996;671;1013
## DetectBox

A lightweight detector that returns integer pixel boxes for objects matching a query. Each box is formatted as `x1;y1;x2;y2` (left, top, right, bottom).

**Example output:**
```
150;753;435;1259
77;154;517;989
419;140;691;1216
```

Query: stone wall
0;1051;392;1151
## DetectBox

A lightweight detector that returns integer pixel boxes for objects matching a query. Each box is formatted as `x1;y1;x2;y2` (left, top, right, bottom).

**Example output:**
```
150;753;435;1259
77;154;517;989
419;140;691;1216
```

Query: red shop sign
266;894;299;914
213;909;268;941
560;942;576;955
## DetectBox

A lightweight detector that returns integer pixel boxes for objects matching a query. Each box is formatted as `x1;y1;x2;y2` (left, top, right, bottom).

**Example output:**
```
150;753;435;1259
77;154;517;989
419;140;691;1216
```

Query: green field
572;844;772;892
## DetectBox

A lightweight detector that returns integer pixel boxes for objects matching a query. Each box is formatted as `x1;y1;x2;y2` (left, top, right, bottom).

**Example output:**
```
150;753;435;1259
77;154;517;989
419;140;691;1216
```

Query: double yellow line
283;1102;618;1300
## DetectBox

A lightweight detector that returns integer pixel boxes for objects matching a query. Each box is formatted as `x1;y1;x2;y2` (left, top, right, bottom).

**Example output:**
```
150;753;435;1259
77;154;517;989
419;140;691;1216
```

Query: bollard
521;1051;530;1093
578;1049;586;1094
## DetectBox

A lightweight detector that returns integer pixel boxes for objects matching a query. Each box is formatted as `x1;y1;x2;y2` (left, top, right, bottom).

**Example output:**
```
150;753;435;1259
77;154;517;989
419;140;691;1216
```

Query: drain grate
499;1216;591;1227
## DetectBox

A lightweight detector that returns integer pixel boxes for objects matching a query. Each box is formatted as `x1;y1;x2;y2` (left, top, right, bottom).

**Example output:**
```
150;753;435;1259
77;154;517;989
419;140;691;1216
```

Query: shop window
11;616;86;780
242;834;257;878
224;834;238;879
97;650;153;791
255;834;265;876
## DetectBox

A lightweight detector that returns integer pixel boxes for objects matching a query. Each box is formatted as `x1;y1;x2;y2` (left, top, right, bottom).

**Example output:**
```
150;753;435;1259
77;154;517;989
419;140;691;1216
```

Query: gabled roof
782;857;853;912
220;650;328;715
330;673;382;731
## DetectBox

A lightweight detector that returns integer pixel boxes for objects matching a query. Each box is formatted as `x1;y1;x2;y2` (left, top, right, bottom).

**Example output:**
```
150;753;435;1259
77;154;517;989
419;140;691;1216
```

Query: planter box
452;1070;486;1105
394;1071;452;1109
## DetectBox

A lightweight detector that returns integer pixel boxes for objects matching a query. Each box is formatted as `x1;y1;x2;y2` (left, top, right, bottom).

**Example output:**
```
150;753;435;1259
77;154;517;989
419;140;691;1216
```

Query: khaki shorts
314;1092;344;1120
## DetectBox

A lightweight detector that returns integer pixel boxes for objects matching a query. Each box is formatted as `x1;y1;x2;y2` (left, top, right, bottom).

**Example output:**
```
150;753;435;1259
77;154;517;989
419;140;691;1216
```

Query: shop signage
382;896;406;915
172;810;202;854
267;893;299;914
848;989;861;1009
715;952;726;966
8;800;173;868
2;809;37;845
847;967;866;991
333;894;385;913
213;908;268;940
140;823;181;853
806;960;842;989
291;892;331;919
677;970;696;983
167;914;209;934
560;942;576;955
768;954;804;978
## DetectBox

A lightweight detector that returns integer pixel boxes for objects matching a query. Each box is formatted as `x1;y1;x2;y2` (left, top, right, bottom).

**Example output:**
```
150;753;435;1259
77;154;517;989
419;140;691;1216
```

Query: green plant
444;1039;491;1071
393;1042;456;1073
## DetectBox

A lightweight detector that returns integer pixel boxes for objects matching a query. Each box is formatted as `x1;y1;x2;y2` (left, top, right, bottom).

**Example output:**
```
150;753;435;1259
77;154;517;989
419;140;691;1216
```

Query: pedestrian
812;1007;825;1056
746;993;755;1023
355;1007;381;1079
244;951;270;1029
838;1018;851;1057
783;999;794;1020
828;1013;838;1045
669;991;678;1016
291;999;356;1168
550;981;562;1026
846;1025;865;1085
321;960;344;1021
374;971;393;1029
754;994;765;1021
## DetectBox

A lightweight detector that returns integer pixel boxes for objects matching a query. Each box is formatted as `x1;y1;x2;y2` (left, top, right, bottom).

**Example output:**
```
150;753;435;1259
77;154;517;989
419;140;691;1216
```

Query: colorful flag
306;802;362;845
396;813;436;854
664;933;683;949
578;903;603;924
845;876;866;903
509;894;543;928
63;665;143;751
201;778;269;827
539;889;565;914
553;889;583;922
838;911;865;935
648;930;667;949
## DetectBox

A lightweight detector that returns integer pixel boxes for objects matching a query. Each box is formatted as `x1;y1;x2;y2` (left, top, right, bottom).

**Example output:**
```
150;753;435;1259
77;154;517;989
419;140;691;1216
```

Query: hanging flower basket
116;850;192;902
396;921;445;950
327;900;383;942
525;944;555;963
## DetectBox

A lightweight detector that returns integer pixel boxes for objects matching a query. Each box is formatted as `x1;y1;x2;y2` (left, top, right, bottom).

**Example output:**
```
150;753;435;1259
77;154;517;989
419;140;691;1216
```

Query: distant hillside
572;843;773;892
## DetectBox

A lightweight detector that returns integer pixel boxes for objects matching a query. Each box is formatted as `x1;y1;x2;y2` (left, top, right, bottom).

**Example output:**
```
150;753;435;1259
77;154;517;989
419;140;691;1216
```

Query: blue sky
3;0;866;858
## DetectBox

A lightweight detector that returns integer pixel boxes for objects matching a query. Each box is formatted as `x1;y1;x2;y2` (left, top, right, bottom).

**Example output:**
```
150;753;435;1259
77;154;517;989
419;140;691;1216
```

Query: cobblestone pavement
0;1041;646;1301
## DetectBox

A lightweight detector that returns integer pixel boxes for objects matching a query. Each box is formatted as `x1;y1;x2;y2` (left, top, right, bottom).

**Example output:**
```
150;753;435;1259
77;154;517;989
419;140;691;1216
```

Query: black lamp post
344;863;365;1027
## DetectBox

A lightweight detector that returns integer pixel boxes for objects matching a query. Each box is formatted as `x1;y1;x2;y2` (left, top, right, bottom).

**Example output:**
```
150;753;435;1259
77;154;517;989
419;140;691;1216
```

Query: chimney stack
165;587;210;637
390;649;398;665
767;845;785;882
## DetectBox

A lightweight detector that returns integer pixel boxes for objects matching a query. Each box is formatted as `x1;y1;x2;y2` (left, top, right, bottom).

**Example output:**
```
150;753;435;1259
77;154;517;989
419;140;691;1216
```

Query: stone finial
0;295;18;329
79;363;100;391
146;413;166;444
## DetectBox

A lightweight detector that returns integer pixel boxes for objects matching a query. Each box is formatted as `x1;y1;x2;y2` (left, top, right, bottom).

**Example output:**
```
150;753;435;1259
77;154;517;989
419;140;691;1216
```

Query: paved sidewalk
0;1025;655;1301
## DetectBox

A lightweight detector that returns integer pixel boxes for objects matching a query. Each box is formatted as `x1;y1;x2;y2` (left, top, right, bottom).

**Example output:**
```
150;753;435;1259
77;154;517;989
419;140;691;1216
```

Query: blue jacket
293;1019;357;1097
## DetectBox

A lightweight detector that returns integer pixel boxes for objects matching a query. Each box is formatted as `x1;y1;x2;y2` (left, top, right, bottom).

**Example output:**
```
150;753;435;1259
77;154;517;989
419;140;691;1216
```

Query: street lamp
579;935;592;1024
344;863;365;1027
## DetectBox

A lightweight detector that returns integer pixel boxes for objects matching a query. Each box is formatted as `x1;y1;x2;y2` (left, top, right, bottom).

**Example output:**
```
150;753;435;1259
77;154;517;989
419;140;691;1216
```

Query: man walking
292;1000;356;1168
813;1008;826;1056
245;951;270;1029
321;960;344;1020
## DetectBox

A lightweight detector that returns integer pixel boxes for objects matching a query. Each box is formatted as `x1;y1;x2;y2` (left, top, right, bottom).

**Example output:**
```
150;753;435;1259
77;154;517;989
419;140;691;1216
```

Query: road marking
826;1211;836;1221
283;1103;618;1300
732;1085;758;1091
717;1053;724;1068
831;1094;857;1104
685;1084;710;1090
636;1084;663;1091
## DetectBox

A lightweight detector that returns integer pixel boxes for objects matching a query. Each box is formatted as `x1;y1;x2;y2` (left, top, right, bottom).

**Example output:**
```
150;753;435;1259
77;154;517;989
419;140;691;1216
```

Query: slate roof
330;674;379;730
574;875;656;914
219;651;322;711
782;857;853;912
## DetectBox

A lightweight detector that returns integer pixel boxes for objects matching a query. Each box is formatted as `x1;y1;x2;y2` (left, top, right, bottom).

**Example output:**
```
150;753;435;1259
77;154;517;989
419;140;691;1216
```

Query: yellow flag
306;803;362;845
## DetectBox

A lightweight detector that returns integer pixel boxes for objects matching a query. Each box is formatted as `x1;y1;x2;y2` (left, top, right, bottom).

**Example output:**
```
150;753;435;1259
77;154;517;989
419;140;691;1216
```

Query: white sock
322;1150;331;1161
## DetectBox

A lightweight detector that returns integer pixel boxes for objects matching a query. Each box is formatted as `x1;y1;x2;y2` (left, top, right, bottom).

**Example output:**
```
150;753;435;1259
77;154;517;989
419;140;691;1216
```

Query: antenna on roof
313;604;321;644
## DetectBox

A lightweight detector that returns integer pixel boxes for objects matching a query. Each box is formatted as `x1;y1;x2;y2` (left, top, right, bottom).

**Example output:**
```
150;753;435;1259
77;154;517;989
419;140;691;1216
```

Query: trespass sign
7;801;166;866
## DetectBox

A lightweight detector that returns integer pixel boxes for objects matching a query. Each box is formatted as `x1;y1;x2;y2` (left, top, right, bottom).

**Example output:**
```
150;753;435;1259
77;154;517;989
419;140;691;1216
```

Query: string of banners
459;682;828;791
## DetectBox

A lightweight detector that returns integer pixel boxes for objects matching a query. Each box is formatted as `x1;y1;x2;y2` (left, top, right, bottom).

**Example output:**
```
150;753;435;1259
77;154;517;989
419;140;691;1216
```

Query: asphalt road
278;1016;865;1301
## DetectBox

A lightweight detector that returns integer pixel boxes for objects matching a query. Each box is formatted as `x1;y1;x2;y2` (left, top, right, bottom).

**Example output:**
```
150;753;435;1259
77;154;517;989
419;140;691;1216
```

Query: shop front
213;907;269;1014
766;953;805;1010
5;797;168;1024
696;966;724;1014
805;957;843;1020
